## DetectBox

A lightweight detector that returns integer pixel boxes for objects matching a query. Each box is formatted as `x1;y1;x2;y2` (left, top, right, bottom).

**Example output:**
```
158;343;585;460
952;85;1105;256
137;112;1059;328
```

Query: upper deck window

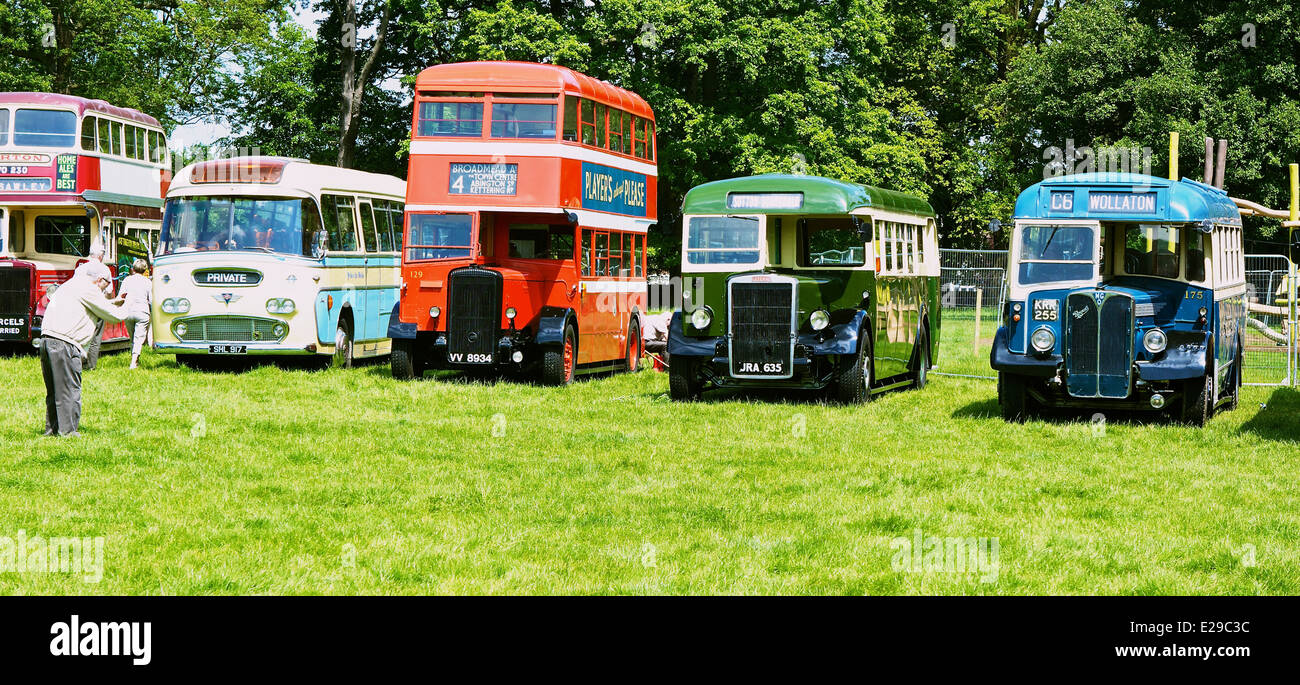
418;99;484;138
0;109;8;145
490;102;556;139
13;109;76;147
1123;224;1180;279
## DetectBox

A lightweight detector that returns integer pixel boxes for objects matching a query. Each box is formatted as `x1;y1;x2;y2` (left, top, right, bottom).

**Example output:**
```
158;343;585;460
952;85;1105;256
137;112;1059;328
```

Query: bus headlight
506;307;517;320
1030;327;1056;353
429;306;440;318
273;323;287;338
174;322;188;337
1143;328;1168;354
162;298;190;314
691;306;713;330
809;309;830;331
266;298;296;314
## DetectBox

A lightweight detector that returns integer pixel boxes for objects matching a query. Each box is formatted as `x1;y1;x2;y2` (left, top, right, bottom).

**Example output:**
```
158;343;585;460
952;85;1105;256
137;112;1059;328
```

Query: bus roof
414;61;654;121
1014;172;1242;226
0;92;161;128
170;156;404;198
681;174;936;217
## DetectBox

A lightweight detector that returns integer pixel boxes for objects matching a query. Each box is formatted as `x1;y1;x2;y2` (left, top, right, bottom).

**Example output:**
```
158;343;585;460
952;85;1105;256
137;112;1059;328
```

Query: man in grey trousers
74;245;111;370
40;262;127;436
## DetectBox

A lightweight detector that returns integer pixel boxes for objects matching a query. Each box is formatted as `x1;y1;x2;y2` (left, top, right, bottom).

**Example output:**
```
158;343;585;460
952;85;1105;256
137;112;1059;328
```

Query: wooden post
973;288;983;354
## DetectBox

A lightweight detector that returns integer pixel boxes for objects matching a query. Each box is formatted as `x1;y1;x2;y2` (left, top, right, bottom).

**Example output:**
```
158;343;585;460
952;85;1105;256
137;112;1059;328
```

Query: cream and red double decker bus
0;92;169;350
390;61;657;383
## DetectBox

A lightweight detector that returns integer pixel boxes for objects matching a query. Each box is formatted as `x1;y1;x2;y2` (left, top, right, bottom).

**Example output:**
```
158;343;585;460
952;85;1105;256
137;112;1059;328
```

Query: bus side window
392;203;405;251
634;233;644;277
1187;230;1207;282
607;232;622;276
563;96;579;142
374;201;394;252
594;103;607;149
9;210;24;253
580;100;596;146
322;194;358;252
97;118;112;154
359;201;379;252
581;229;593;276
81;116;97;151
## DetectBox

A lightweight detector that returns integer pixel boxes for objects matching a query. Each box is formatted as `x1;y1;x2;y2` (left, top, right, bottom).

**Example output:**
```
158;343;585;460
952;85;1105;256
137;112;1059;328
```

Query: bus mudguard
1135;330;1211;381
535;306;576;346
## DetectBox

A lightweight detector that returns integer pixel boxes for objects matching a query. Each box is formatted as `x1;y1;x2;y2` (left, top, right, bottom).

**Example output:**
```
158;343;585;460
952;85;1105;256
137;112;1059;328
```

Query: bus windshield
407;213;474;260
1016;223;1097;284
685;216;761;266
160;196;323;257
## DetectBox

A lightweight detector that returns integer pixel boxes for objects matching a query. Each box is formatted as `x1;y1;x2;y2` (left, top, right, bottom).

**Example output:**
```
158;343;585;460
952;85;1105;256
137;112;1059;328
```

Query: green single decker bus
667;174;941;402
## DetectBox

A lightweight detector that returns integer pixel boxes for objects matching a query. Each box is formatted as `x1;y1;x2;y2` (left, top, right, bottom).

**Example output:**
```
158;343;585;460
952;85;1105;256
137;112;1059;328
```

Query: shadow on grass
361;360;643;387
172;354;384;374
952;398;1179;427
1239;387;1300;443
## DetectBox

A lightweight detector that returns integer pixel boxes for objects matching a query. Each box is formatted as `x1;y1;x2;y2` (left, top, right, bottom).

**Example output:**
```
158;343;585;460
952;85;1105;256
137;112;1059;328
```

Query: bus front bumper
154;342;320;356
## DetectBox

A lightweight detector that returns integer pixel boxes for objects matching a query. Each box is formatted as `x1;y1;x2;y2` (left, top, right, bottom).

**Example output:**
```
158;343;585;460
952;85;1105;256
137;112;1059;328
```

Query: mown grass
0;324;1297;595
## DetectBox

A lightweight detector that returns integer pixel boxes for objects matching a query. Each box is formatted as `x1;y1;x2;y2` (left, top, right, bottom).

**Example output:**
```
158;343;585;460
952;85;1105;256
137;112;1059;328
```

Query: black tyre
998;372;1032;422
831;335;873;404
391;339;418;381
1224;345;1242;413
1180;368;1214;427
331;321;353;369
542;325;576;385
668;356;702;401
624;319;641;373
912;331;930;390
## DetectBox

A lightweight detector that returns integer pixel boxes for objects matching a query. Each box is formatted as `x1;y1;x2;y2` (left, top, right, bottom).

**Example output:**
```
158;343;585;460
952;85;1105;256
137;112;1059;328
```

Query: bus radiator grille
0;265;31;340
174;316;284;343
1065;292;1133;399
728;281;795;378
447;268;502;364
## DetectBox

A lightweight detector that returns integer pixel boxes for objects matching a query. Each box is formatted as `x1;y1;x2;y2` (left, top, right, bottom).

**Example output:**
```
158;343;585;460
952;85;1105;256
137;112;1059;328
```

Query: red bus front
390;62;657;384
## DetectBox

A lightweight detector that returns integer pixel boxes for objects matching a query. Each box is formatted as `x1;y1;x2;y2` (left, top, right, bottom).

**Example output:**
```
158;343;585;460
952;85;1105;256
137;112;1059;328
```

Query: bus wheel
331;322;354;369
542;325;576;385
831;336;873;404
998;372;1032;422
624;319;641;373
912;331;930;390
1180;368;1214;427
1224;344;1242;412
668;357;702;401
391;339;418;380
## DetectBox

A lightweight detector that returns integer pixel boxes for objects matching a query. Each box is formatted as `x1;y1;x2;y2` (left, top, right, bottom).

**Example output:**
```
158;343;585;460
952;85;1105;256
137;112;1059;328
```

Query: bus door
578;228;615;363
357;199;382;349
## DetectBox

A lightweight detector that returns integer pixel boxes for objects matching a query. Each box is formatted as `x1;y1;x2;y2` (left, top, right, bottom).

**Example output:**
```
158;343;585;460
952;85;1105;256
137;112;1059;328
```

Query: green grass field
1;323;1297;595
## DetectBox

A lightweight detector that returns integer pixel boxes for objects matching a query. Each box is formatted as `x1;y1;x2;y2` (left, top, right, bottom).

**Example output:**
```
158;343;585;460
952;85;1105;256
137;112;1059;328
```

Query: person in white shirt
40;262;127;436
73;245;112;370
118;259;152;369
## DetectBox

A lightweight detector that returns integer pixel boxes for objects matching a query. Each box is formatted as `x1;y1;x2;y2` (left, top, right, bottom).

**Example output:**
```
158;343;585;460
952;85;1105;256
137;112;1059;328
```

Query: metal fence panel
936;249;1008;379
1243;255;1295;387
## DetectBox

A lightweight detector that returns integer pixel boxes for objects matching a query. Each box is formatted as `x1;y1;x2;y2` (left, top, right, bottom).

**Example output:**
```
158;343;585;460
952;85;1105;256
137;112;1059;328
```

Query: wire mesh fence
936;250;1007;379
1243;255;1296;387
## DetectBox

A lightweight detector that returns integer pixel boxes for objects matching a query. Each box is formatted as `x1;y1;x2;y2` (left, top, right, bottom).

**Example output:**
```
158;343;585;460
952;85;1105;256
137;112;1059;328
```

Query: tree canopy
2;0;1299;267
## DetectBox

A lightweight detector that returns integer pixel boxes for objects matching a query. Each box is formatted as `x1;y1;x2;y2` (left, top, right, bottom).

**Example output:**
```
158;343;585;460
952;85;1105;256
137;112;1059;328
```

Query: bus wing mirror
854;217;871;242
313;230;327;258
988;219;1002;234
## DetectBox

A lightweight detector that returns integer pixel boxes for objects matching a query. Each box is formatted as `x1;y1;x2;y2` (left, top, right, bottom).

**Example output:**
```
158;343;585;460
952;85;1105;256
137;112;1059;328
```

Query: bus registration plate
209;345;247;354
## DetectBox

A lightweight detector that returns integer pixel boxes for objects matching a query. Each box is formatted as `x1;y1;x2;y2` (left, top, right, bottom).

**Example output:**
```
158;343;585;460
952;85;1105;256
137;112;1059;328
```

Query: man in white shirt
118;259;152;369
73;245;112;370
40;262;127;436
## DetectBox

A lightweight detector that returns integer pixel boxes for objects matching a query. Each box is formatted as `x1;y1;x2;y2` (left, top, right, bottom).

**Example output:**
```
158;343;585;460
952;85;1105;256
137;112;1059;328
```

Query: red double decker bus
0;93;170;350
389;62;657;383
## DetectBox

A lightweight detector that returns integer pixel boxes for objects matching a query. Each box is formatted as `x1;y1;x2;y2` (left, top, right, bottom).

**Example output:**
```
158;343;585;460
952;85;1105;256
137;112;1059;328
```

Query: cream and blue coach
152;157;405;366
993;172;1247;426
